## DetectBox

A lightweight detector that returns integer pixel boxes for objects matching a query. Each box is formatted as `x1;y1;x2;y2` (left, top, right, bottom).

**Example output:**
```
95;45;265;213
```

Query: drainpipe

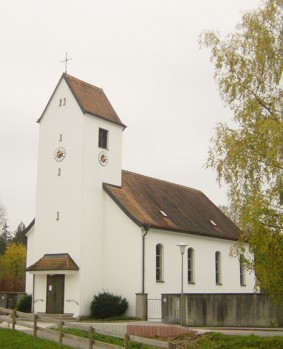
142;226;149;294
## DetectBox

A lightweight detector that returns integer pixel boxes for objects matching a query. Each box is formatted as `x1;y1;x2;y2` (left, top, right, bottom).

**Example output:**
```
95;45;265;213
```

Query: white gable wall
33;78;84;262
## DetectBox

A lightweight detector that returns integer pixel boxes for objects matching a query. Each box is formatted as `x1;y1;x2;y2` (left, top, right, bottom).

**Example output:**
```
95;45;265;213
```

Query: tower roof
38;73;126;128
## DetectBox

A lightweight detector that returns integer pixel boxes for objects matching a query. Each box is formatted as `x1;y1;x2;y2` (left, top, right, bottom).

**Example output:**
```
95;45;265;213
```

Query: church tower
26;74;125;316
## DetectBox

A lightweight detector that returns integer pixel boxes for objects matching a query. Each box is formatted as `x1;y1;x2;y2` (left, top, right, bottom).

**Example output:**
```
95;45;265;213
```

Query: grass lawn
1;327;283;349
63;328;151;349
0;328;73;349
64;327;283;349
185;332;283;349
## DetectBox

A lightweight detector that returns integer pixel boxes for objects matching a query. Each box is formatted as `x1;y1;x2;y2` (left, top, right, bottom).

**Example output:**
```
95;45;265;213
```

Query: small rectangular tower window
98;128;108;149
63;98;66;105
59;134;62;142
56;212;60;221
58;168;61;176
59;99;62;106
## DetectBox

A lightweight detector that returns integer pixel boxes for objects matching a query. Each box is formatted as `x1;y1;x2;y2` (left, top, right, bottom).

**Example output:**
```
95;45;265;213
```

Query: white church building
26;73;255;318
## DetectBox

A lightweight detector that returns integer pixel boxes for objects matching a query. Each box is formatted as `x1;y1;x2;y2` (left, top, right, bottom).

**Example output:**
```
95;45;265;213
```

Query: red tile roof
26;253;79;271
104;171;241;241
38;73;126;128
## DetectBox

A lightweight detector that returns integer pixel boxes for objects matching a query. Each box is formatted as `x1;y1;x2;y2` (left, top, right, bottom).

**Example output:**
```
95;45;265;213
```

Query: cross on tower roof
61;52;72;73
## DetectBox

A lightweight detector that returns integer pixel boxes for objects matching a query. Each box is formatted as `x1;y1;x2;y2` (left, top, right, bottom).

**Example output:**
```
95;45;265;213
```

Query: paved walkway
195;326;283;337
1;317;283;349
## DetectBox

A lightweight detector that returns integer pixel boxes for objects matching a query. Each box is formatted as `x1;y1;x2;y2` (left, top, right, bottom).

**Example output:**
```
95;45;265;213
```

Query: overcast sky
1;0;261;231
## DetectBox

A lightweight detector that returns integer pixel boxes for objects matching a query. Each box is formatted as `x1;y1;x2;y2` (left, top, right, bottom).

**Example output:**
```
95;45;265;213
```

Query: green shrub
90;291;128;319
17;294;32;313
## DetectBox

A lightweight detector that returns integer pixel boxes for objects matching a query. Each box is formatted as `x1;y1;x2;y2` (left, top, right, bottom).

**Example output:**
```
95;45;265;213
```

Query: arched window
156;244;164;282
239;254;246;286
187;248;195;283
215;251;222;285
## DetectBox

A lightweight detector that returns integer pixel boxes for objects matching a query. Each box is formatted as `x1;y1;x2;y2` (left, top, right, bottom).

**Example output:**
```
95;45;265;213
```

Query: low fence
0;307;176;349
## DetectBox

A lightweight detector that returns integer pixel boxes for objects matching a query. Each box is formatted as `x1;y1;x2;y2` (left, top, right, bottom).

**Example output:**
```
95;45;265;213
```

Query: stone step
37;313;76;321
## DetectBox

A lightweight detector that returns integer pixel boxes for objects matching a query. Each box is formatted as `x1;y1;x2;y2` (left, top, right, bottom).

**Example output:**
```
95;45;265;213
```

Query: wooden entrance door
46;275;65;314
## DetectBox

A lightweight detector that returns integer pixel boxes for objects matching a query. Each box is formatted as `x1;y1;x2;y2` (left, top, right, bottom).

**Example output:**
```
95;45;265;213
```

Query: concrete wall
162;293;283;327
0;292;26;310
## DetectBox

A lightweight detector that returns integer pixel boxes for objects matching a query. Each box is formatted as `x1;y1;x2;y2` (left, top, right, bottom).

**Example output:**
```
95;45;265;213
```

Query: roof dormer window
210;220;217;226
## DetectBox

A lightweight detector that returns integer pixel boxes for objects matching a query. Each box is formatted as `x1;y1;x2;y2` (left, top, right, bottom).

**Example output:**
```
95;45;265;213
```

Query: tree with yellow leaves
0;243;26;291
201;0;283;302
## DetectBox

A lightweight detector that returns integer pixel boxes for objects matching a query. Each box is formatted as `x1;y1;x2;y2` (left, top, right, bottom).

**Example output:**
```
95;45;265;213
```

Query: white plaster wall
26;224;35;295
144;230;256;300
79;116;123;315
27;76;124;317
101;192;256;316
33;274;47;313
28;79;85;315
33;78;84;265
64;274;81;316
103;193;142;316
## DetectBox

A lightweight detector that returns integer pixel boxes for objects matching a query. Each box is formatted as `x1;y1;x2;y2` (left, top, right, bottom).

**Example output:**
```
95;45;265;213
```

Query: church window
58;168;61;176
215;251;222;284
156;244;164;282
239;254;246;286
98;128;108;149
59;99;62;106
56;212;60;221
187;248;195;283
59;134;62;142
63;98;66;105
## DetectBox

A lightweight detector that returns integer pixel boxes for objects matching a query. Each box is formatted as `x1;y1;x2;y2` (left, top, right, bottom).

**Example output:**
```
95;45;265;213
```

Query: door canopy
26;253;79;274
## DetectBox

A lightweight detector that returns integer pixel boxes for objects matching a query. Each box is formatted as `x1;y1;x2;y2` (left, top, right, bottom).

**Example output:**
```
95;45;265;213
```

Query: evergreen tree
12;222;27;246
0;222;11;255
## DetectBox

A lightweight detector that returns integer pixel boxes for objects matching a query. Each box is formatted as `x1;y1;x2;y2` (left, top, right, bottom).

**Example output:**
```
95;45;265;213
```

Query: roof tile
64;74;126;127
26;253;79;271
104;171;241;240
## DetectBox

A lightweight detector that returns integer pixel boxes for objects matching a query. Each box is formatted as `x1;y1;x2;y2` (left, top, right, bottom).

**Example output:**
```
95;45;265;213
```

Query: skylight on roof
210;220;217;226
160;210;168;218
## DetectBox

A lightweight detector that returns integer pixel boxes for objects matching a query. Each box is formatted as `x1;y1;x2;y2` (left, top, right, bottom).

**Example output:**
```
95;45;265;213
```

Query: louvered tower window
98;128;108;149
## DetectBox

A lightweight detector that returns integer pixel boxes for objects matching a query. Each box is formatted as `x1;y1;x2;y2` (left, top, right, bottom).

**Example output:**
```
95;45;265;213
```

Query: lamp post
177;243;188;326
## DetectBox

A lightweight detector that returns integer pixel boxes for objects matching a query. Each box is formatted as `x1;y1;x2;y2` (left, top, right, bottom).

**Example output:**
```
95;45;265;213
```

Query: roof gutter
142;225;149;294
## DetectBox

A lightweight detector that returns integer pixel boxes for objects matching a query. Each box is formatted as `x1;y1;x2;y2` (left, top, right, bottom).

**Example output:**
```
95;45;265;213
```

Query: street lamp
177;243;188;326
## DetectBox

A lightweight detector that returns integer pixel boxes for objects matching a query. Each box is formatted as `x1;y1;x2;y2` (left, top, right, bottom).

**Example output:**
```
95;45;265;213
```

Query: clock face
98;151;108;166
54;147;66;162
